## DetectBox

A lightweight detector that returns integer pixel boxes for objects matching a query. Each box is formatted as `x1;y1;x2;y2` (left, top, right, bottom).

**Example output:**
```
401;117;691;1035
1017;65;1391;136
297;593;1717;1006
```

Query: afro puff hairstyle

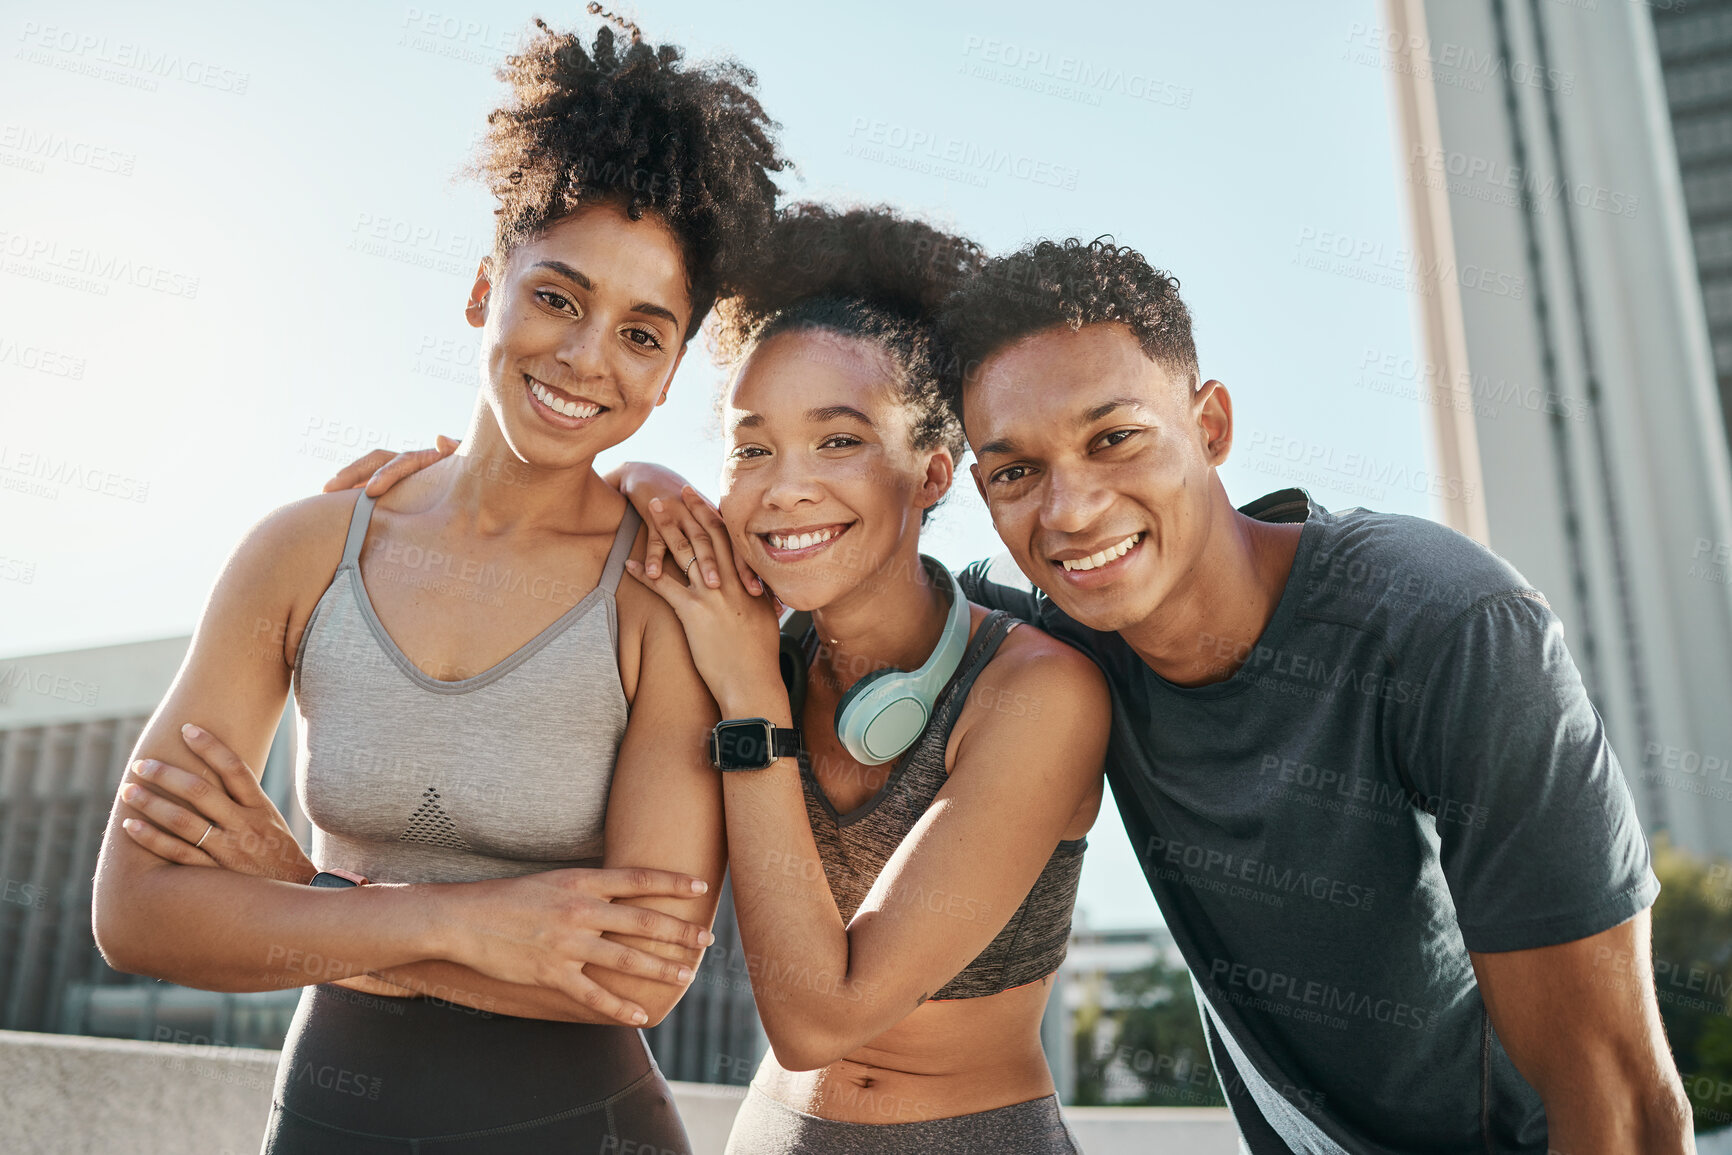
470;5;789;342
710;203;983;472
936;237;1200;414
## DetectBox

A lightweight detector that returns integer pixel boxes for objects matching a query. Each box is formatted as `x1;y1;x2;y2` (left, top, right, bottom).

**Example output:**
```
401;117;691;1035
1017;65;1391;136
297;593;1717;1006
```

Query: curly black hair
711;203;982;475
469;6;788;341
936;237;1199;413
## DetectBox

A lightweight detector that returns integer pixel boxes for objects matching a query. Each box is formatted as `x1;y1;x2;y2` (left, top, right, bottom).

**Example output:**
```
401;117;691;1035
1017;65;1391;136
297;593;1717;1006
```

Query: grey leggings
723;1085;1082;1154
261;983;690;1154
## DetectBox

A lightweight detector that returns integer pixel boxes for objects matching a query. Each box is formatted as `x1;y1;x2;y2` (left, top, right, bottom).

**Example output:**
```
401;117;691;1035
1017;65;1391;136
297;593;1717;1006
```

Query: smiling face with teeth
465;201;692;471
718;329;953;613
965;321;1234;635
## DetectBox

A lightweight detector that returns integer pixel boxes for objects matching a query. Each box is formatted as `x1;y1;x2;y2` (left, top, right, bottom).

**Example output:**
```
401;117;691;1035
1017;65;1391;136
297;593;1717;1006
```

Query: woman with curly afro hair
92;10;786;1153
599;203;1106;1153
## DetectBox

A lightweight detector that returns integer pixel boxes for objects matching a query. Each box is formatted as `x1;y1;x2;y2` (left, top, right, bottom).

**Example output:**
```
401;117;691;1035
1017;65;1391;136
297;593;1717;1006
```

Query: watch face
310;871;358;889
715;721;772;770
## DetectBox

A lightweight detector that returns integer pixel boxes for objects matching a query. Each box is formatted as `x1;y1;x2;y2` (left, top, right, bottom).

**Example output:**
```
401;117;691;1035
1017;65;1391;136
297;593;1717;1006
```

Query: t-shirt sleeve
1402;592;1659;953
955;554;1046;621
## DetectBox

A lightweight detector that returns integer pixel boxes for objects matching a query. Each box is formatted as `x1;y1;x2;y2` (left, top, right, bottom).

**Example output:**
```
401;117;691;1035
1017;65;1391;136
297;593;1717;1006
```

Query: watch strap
769;727;801;760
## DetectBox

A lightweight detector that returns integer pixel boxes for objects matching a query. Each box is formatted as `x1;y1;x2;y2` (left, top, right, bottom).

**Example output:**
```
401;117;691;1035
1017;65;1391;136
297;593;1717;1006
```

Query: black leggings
260;984;690;1154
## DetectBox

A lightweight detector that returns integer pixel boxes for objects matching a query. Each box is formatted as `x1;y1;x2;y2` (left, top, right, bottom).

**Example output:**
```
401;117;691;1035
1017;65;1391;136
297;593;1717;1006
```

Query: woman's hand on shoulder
623;489;781;714
612;465;763;596
321;435;458;497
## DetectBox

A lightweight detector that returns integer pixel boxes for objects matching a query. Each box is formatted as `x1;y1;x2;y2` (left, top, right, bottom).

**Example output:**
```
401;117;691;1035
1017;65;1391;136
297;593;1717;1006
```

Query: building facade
1385;0;1732;857
1654;0;1732;459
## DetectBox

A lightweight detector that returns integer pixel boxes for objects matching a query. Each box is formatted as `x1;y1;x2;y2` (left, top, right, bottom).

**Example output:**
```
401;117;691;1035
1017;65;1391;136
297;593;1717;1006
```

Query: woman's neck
415;397;618;536
808;545;953;696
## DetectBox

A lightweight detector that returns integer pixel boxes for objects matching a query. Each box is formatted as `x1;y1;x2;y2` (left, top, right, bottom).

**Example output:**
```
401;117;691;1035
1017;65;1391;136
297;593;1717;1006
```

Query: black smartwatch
709;717;802;771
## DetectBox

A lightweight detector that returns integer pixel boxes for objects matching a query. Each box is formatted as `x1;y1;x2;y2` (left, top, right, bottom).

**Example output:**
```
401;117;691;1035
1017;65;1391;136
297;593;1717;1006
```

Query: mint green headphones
780;557;971;767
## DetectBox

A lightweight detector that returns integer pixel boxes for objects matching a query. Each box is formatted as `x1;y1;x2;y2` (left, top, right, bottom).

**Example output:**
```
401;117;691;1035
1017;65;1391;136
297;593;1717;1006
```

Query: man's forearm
1470;914;1694;1155
1544;1118;1693;1155
1542;1074;1694;1154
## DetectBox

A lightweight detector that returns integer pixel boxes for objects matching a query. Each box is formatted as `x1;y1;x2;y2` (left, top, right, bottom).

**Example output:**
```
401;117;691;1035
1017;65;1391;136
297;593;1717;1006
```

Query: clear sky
0;0;1428;930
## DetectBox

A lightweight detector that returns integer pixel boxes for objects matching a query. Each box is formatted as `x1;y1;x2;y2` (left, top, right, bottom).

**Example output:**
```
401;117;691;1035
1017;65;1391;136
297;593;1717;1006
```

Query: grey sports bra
290;491;641;884
798;610;1087;1000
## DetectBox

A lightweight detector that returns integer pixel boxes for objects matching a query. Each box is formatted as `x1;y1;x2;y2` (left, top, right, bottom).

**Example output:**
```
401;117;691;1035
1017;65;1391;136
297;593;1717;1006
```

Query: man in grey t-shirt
939;239;1691;1153
335;235;1692;1152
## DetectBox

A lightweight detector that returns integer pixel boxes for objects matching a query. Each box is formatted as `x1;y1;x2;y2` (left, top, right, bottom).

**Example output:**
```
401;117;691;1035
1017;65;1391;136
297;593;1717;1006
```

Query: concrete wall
0;1029;1238;1154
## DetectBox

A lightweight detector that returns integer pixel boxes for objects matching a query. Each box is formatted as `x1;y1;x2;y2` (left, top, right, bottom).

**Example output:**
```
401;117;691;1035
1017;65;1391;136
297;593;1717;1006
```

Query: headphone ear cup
835;669;931;766
833;667;892;746
821;558;970;767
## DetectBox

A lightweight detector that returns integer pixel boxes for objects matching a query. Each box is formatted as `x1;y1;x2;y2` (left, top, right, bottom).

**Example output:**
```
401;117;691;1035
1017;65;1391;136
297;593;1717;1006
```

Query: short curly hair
936;237;1199;412
708;204;983;523
469;6;788;341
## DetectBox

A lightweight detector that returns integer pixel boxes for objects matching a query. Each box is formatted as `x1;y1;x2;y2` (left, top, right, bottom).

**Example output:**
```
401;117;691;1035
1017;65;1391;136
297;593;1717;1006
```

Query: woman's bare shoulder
981;610;1106;691
205;489;370;667
954;608;1111;744
221;489;364;587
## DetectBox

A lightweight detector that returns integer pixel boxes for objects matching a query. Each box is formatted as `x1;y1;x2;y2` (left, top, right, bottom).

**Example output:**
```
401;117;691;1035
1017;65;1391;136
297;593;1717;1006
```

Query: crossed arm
94;492;722;1026
287;592;725;1026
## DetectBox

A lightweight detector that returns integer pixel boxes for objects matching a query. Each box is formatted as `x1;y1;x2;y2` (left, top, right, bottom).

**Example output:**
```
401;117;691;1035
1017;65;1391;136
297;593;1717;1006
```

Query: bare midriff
751;977;1057;1123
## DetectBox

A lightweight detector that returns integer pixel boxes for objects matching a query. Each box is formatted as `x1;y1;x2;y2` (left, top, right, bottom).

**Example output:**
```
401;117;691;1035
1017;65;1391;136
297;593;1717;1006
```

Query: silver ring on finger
195;822;216;849
684;555;701;580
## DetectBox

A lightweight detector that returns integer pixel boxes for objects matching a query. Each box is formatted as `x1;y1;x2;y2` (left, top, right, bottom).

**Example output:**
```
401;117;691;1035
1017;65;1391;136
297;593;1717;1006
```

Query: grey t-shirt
958;488;1658;1154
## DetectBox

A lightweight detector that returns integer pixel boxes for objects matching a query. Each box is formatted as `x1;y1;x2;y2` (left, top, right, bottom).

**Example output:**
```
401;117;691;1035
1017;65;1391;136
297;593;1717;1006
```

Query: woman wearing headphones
618;205;1109;1154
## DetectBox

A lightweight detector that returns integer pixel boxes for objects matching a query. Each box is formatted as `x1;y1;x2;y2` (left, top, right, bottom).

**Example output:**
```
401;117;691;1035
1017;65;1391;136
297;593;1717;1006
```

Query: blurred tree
1071;953;1225;1108
1649;836;1732;1132
1072;840;1732;1128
